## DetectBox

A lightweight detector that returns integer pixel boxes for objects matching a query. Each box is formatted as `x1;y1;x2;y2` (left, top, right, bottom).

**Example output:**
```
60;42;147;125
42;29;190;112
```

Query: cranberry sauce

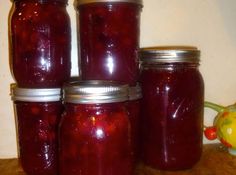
12;87;62;175
140;47;204;170
77;1;142;85
10;0;71;88
59;103;131;175
126;85;142;163
15;101;63;175
126;99;141;163
59;81;131;175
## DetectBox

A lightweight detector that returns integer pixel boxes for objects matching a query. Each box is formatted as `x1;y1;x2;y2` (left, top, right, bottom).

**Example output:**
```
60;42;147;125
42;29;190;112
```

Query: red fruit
204;126;217;140
31;106;40;115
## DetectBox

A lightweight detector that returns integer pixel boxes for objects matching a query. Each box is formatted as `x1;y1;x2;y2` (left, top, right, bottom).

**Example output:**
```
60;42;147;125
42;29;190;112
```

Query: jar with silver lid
11;85;63;175
76;0;143;85
59;80;132;175
139;46;204;170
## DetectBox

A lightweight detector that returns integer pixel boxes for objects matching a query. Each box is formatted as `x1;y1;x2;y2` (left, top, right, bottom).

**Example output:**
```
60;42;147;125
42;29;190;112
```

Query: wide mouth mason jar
59;80;133;175
11;85;63;175
139;46;204;170
76;0;143;85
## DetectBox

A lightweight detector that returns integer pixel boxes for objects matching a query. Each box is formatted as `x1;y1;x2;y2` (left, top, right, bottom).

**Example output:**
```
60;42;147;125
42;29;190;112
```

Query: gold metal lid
140;46;200;64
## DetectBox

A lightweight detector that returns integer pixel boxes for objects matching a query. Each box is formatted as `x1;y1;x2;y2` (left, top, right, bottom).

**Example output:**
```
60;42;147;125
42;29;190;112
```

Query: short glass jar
126;84;142;163
10;0;71;88
11;86;63;175
139;46;204;170
59;81;132;175
76;0;143;85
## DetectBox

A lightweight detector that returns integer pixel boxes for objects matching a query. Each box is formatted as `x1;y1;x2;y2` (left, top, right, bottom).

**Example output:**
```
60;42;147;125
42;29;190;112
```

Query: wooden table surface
0;144;236;175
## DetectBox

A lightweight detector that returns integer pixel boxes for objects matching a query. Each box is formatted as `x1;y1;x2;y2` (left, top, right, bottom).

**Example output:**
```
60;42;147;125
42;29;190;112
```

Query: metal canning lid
76;0;143;6
11;85;61;102
129;84;142;100
140;46;200;64
63;80;129;104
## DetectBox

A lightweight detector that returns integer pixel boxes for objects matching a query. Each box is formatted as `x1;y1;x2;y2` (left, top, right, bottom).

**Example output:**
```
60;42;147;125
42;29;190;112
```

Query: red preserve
139;46;204;170
59;81;132;175
76;0;143;85
126;84;142;164
11;86;63;175
10;0;71;88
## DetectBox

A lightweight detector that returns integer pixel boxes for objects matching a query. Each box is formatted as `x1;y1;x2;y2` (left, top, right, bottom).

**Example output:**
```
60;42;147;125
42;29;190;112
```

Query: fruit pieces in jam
140;63;204;170
15;101;63;175
78;3;142;85
126;99;141;163
59;103;132;175
10;1;71;88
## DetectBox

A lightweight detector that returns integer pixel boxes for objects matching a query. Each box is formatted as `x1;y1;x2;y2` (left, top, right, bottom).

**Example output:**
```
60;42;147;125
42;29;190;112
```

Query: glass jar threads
139;46;204;170
76;0;143;85
11;86;63;175
10;0;71;88
59;81;132;175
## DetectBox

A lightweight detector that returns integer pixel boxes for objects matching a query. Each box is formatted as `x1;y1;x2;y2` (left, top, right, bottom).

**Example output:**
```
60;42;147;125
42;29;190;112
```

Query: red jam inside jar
139;47;204;170
59;81;132;175
77;0;142;85
126;85;142;163
10;0;71;88
11;87;63;175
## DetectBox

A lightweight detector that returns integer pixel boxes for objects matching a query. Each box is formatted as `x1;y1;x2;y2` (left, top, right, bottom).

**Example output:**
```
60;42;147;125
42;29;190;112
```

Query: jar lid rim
140;46;200;63
11;85;61;102
63;80;129;104
76;0;143;6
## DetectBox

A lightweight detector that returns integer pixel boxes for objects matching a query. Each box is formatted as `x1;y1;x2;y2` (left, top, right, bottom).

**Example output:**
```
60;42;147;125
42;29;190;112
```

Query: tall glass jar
76;0;143;85
139;46;204;170
11;86;63;175
126;84;142;163
10;0;71;88
59;81;132;175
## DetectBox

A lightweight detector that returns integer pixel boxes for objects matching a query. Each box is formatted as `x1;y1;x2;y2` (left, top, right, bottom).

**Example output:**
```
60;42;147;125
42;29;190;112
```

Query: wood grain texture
0;144;236;175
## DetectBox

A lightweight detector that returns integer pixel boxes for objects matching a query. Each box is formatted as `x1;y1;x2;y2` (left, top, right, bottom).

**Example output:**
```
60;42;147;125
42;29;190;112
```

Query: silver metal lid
63;80;129;104
129;84;142;100
76;0;143;6
140;46;200;64
11;85;61;102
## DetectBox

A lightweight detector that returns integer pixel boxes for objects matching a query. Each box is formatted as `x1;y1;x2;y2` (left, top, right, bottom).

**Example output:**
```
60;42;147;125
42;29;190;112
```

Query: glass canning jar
126;84;142;163
139;46;204;170
76;0;143;85
59;81;132;175
11;86;63;175
10;0;71;88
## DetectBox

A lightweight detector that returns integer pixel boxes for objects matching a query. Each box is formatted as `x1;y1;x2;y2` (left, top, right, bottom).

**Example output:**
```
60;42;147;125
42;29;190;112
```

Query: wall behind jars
0;0;236;158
